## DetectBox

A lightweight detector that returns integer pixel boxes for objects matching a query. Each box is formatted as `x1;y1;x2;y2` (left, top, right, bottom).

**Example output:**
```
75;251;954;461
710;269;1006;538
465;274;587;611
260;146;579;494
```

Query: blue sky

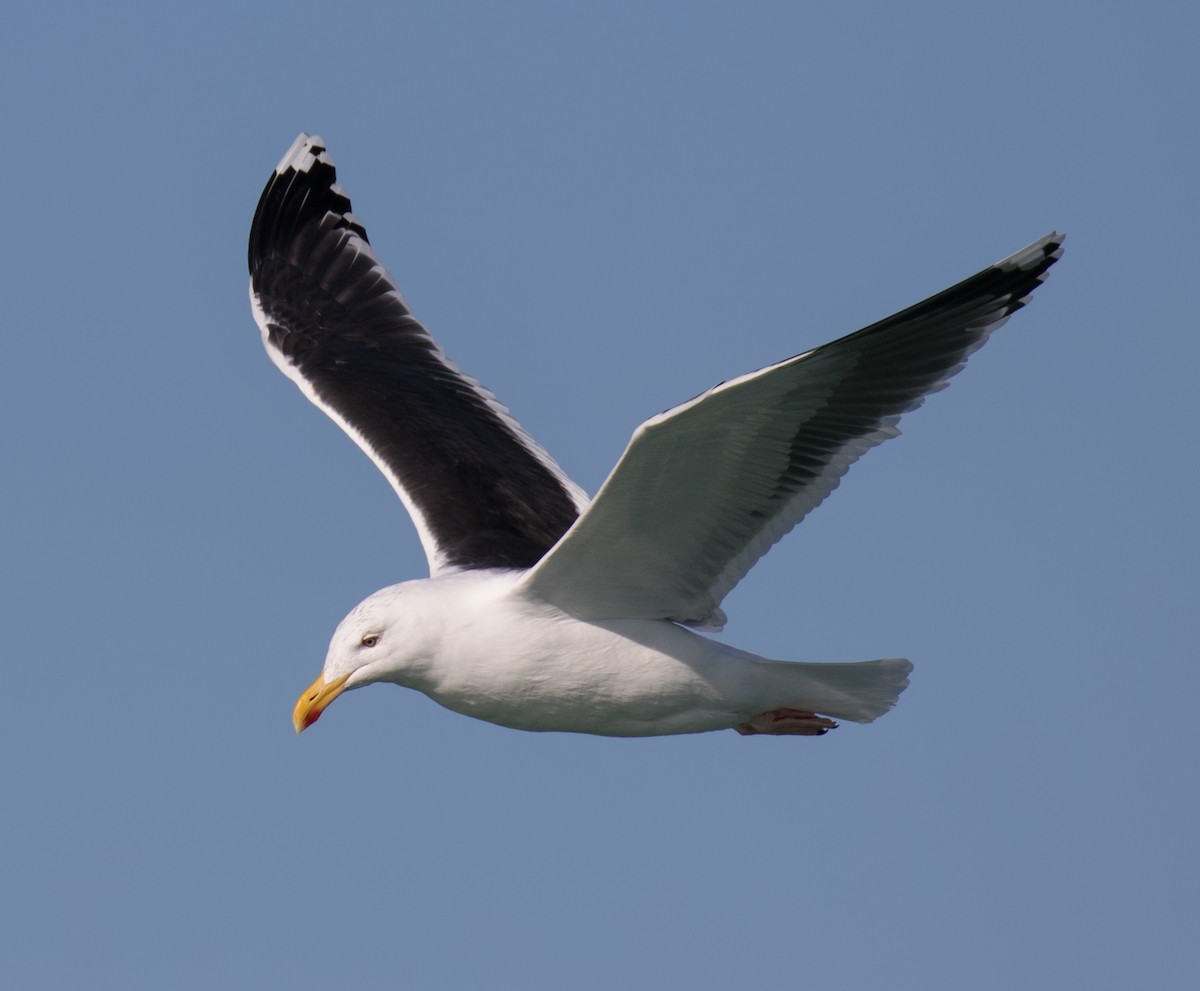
2;2;1196;988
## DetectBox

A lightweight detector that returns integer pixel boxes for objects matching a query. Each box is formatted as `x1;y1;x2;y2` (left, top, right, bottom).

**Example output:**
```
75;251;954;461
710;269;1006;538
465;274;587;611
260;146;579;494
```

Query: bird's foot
735;709;839;736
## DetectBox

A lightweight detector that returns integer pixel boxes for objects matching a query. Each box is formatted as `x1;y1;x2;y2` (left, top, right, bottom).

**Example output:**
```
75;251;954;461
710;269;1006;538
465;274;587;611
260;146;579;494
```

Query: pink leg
735;708;838;736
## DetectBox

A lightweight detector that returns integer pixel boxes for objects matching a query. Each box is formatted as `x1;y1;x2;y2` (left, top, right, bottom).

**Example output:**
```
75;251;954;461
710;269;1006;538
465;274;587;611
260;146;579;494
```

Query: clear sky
2;2;1196;988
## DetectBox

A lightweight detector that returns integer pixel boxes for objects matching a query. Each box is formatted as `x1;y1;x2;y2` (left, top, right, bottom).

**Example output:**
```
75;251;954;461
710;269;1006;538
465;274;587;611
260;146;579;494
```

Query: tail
754;658;913;723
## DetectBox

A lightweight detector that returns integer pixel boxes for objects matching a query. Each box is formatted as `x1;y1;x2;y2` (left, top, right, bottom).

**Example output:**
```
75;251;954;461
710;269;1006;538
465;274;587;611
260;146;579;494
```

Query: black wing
248;134;587;574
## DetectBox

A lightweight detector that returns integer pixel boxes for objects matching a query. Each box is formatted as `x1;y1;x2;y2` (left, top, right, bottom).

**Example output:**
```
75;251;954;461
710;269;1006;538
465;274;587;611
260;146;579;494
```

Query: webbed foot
734;708;838;736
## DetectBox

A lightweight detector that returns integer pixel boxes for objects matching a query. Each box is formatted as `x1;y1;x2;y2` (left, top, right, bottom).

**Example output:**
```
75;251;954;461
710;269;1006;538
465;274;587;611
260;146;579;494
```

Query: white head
291;580;438;732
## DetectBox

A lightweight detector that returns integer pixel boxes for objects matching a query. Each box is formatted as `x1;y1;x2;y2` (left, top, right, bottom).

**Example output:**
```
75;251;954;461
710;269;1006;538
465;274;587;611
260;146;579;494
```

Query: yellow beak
293;672;350;734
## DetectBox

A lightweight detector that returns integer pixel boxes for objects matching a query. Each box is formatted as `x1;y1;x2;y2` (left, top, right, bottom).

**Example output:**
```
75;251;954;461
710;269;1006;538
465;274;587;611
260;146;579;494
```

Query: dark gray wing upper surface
249;134;587;574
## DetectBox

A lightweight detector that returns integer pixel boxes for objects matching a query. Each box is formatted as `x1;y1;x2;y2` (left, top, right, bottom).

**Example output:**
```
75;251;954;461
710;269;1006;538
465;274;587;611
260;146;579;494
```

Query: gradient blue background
3;2;1196;988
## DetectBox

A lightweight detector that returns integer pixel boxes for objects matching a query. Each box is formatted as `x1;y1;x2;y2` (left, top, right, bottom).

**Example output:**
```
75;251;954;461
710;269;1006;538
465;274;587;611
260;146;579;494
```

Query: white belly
414;595;764;736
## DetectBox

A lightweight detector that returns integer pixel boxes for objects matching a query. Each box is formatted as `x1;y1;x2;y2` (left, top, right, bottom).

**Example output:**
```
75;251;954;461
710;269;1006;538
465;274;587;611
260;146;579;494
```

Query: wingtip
250;134;353;276
273;132;329;175
998;231;1066;274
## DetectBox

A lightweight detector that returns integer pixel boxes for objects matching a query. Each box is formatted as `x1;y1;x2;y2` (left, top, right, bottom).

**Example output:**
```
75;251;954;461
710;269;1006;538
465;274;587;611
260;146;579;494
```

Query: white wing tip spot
999;231;1065;273
274;133;330;175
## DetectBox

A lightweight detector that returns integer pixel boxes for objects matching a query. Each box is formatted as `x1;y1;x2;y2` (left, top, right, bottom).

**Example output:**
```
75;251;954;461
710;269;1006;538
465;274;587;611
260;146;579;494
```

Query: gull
248;133;1062;738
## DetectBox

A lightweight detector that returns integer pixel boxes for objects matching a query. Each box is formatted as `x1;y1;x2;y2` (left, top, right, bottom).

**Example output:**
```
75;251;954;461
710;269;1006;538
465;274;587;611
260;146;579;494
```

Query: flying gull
248;133;1062;738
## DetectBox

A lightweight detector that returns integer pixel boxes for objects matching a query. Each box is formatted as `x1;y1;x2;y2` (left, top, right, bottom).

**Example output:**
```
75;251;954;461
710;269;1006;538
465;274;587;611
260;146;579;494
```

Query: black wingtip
998;231;1065;278
248;134;368;277
994;232;1065;313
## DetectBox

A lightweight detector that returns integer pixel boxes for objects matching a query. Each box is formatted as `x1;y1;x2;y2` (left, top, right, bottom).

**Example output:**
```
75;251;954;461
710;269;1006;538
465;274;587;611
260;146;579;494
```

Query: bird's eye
360;634;380;648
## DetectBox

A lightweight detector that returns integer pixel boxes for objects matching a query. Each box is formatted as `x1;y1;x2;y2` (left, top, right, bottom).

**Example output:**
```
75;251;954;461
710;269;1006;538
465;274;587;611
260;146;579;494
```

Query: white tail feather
754;657;913;723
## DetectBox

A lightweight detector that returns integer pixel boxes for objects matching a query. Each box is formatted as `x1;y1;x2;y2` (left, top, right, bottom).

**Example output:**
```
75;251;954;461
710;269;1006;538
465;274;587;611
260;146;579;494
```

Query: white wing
519;233;1064;628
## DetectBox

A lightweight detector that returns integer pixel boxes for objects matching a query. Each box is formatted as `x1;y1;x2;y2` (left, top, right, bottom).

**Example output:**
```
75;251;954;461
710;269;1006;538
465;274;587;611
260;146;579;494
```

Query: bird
248;133;1062;739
